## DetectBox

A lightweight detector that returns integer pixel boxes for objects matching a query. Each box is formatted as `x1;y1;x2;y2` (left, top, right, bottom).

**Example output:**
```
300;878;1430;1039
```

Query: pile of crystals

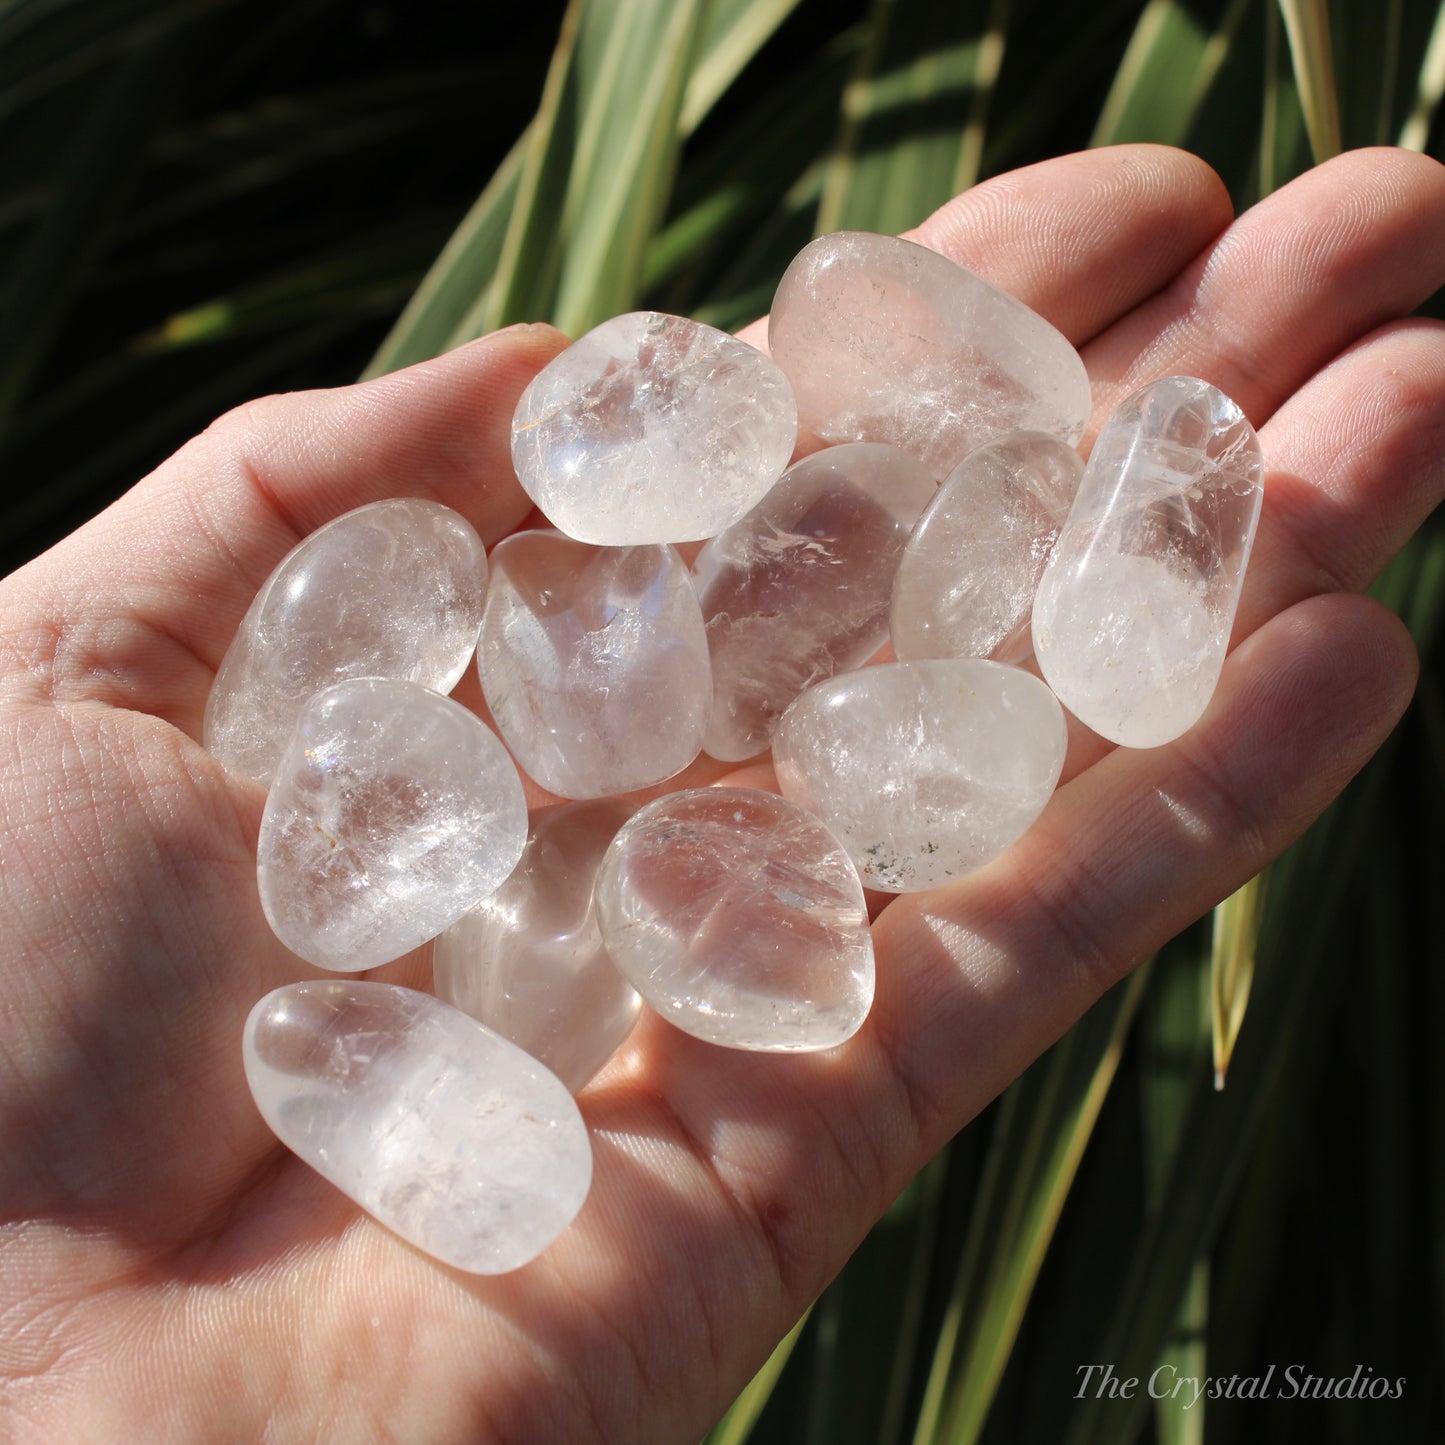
212;230;1264;1276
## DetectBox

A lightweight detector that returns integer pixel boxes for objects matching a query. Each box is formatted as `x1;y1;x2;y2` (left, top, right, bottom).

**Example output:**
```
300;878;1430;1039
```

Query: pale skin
1;144;1444;1442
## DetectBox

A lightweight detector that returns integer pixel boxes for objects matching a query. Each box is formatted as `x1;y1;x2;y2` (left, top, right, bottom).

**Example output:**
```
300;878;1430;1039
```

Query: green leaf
798;1152;950;1445
1091;0;1255;149
1209;871;1267;1090
911;967;1151;1445
1260;0;1311;196
367;0;808;374
703;1308;812;1445
682;0;808;133
1137;946;1212;1445
1059;664;1424;1445
361;128;529;379
1276;0;1343;160
1399;0;1445;149
816;0;1011;237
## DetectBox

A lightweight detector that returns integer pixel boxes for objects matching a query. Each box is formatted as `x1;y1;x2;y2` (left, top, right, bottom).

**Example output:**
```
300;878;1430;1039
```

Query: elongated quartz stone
435;799;642;1093
890;432;1083;663
1032;377;1264;748
258;679;527;971
205;499;488;785
244;981;591;1274
594;788;875;1052
773;660;1066;892
694;442;937;762
768;232;1091;478
478;530;712;798
510;312;797;545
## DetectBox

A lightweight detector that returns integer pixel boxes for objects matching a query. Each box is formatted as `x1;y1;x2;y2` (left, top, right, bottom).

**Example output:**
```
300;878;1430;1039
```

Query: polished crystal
768;232;1090;478
694;442;936;762
773;660;1066;892
891;432;1083;663
244;980;591;1274
434;799;642;1093
205;499;487;785
511;311;797;545
594;788;874;1052
257;679;527;971
1032;377;1263;747
478;529;712;798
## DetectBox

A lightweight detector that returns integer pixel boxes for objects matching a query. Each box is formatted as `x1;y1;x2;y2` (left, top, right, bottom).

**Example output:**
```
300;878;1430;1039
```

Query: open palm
2;144;1443;1441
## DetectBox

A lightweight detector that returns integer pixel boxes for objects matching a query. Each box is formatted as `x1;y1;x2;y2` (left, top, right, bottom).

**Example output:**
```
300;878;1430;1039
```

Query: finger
737;143;1233;352
909;143;1233;345
870;591;1416;1136
0;326;569;723
1235;318;1445;637
1082;147;1445;432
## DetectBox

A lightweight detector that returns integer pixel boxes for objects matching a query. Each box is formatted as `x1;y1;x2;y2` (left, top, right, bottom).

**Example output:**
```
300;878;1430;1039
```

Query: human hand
1;144;1442;1441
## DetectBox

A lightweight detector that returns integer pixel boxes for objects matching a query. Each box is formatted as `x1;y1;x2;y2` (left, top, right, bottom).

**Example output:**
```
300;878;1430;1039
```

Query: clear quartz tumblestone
434;798;643;1094
768;232;1091;478
477;529;712;799
773;659;1066;893
204;499;488;785
693;442;937;762
890;431;1084;663
1032;376;1264;748
257;678;527;972
243;980;591;1274
510;311;797;545
594;788;875;1053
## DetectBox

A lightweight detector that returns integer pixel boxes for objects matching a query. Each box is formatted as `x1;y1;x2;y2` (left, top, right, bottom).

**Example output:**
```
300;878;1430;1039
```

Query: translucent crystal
205;499;487;785
768;232;1091;478
773;660;1066;892
1032;376;1264;748
244;980;591;1274
478;529;711;798
510;311;797;545
891;432;1084;663
594;788;875;1052
258;679;527;972
435;799;642;1093
694;442;937;762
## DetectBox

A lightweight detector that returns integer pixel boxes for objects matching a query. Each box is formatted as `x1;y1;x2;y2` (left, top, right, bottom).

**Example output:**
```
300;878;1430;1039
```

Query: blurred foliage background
3;0;1442;1440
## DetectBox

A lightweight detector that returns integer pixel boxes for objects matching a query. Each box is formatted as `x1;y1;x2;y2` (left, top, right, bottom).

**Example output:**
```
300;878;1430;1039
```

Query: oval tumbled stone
478;529;711;798
435;799;642;1093
244;980;592;1274
594;788;874;1053
769;232;1090;478
1032;376;1264;748
258;679;527;972
694;442;937;762
510;311;797;545
773;660;1066;892
891;432;1083;663
205;499;488;785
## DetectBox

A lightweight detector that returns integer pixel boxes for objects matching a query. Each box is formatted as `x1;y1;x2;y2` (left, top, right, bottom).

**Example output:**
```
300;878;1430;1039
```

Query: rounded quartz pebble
694;442;937;762
768;232;1091;478
773;660;1066;892
510;311;797;545
244;980;591;1274
594;788;875;1053
478;529;712;798
1032;376;1264;748
891;432;1084;663
205;498;488;785
435;798;642;1093
258;678;527;972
